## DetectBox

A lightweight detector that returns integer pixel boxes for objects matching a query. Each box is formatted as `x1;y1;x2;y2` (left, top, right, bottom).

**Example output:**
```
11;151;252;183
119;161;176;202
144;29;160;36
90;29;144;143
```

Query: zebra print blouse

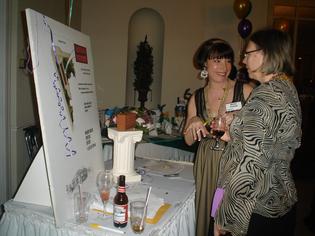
215;78;302;236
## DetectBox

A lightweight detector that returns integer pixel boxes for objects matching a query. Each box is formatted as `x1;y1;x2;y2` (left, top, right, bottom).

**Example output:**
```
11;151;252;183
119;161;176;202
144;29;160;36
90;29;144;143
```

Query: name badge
226;101;242;112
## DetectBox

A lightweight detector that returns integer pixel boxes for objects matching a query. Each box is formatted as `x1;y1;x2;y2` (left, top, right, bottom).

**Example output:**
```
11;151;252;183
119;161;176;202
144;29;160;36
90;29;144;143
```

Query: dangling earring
200;66;208;80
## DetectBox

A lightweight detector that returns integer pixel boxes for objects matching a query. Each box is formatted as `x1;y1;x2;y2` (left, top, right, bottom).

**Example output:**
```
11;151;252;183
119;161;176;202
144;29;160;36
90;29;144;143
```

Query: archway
125;8;165;109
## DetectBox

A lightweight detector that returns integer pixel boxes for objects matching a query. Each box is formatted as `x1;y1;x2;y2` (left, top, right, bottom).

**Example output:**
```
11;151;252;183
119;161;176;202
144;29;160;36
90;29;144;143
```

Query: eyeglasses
242;48;262;58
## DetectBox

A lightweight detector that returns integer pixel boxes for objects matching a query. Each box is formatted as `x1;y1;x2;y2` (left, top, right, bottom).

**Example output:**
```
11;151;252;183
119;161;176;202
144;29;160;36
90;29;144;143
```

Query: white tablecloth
103;142;195;163
0;158;195;236
136;143;195;162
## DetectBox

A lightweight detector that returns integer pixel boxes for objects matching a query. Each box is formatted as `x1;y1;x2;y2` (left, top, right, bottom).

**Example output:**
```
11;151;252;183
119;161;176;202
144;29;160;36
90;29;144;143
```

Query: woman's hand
214;223;227;236
222;112;235;127
219;112;236;142
183;116;209;142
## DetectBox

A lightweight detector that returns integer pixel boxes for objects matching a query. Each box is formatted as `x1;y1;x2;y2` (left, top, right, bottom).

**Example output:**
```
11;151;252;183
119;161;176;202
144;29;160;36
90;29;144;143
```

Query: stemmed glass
96;170;113;215
210;116;226;150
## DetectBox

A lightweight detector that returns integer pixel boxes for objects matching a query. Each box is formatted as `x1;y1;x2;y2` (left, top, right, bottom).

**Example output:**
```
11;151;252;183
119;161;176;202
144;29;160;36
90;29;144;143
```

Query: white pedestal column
108;128;143;183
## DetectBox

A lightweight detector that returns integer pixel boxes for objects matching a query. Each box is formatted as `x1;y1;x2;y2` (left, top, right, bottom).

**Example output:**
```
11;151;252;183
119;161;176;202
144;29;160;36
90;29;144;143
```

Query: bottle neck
118;186;126;193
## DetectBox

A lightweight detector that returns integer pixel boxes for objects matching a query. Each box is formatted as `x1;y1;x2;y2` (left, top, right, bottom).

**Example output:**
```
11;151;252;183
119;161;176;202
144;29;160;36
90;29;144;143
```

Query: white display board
14;9;104;227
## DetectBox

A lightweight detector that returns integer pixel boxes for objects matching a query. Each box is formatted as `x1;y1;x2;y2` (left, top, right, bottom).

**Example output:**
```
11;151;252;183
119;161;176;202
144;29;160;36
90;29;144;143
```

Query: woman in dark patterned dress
214;28;302;236
183;38;252;236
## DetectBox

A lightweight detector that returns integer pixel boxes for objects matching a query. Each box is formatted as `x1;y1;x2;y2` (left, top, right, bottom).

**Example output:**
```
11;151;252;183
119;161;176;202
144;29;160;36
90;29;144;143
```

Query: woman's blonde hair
248;28;295;76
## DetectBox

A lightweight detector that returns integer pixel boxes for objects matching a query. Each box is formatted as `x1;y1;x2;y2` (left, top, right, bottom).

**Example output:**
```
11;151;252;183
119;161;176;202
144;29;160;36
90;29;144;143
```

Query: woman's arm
220;112;234;142
183;94;209;145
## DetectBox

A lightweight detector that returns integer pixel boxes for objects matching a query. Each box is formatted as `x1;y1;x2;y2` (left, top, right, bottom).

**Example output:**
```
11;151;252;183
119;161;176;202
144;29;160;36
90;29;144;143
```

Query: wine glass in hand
96;170;113;215
210;116;226;150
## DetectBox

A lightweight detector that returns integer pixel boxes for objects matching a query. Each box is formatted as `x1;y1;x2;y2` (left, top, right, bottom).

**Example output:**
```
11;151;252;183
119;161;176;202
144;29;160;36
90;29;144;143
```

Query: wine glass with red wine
210;116;226;150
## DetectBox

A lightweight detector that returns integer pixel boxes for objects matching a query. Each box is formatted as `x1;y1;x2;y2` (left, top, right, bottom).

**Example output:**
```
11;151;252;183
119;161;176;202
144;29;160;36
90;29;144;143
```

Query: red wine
212;130;225;138
205;123;211;132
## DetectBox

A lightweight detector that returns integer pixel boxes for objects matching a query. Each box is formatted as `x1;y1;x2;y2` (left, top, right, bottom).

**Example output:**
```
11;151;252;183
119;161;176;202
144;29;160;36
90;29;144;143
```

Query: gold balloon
274;19;290;32
233;0;251;19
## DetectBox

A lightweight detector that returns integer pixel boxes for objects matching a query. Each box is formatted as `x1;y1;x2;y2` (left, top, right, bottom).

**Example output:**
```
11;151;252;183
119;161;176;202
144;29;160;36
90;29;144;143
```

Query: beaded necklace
272;72;292;81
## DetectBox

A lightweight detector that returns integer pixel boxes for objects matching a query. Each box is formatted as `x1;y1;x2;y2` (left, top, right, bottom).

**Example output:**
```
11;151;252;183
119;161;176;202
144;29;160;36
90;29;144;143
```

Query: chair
23;125;42;161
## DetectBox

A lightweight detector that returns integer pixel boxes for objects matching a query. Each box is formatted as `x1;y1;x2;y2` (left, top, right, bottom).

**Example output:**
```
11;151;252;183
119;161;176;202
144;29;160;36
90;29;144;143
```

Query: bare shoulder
187;92;196;113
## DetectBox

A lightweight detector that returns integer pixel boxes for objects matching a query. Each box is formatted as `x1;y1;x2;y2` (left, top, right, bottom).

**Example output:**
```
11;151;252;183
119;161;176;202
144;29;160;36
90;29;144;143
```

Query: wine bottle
113;175;128;228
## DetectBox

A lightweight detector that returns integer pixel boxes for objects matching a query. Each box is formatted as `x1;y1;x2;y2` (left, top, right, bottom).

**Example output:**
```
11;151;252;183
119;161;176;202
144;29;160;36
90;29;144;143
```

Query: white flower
144;123;154;129
136;117;146;125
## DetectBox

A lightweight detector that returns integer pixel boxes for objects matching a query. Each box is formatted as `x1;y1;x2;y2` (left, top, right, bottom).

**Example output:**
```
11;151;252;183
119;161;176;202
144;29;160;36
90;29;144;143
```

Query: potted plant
133;35;153;110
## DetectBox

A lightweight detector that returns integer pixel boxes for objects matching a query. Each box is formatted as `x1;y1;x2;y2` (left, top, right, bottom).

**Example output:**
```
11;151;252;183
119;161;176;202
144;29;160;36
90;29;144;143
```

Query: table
0;158;195;236
135;142;194;162
103;135;197;162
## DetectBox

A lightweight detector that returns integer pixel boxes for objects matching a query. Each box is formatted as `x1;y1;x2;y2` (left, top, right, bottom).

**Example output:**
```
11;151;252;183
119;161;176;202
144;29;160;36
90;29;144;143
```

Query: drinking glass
204;117;215;134
96;170;113;214
210;116;226;150
130;200;147;234
74;192;91;223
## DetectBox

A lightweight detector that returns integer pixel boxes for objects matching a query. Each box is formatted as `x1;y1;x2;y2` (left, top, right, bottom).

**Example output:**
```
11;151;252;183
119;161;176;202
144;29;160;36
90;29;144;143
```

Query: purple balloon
238;18;252;38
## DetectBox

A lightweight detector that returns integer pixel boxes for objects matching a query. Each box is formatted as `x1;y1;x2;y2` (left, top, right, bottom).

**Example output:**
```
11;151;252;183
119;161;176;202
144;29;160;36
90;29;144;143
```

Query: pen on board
89;223;125;234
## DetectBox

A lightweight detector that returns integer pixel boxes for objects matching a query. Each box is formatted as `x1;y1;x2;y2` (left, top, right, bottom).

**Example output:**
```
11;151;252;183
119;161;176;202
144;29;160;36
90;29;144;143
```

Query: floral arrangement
100;106;171;136
133;108;155;134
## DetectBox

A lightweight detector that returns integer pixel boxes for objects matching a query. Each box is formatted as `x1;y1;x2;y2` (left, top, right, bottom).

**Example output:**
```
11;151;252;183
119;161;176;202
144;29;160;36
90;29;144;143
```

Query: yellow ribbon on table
146;203;171;224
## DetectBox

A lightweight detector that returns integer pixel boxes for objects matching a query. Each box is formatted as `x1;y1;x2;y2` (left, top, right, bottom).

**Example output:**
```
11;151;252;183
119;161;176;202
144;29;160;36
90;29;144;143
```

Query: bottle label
118;186;126;193
113;204;128;224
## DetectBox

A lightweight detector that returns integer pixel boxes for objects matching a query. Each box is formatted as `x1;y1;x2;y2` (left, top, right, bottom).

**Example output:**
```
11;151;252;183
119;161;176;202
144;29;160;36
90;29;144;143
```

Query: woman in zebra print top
214;28;302;236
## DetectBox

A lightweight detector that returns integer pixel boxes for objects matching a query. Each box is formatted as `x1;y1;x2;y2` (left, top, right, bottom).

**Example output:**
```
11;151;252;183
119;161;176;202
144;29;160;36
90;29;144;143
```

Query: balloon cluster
234;0;252;39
